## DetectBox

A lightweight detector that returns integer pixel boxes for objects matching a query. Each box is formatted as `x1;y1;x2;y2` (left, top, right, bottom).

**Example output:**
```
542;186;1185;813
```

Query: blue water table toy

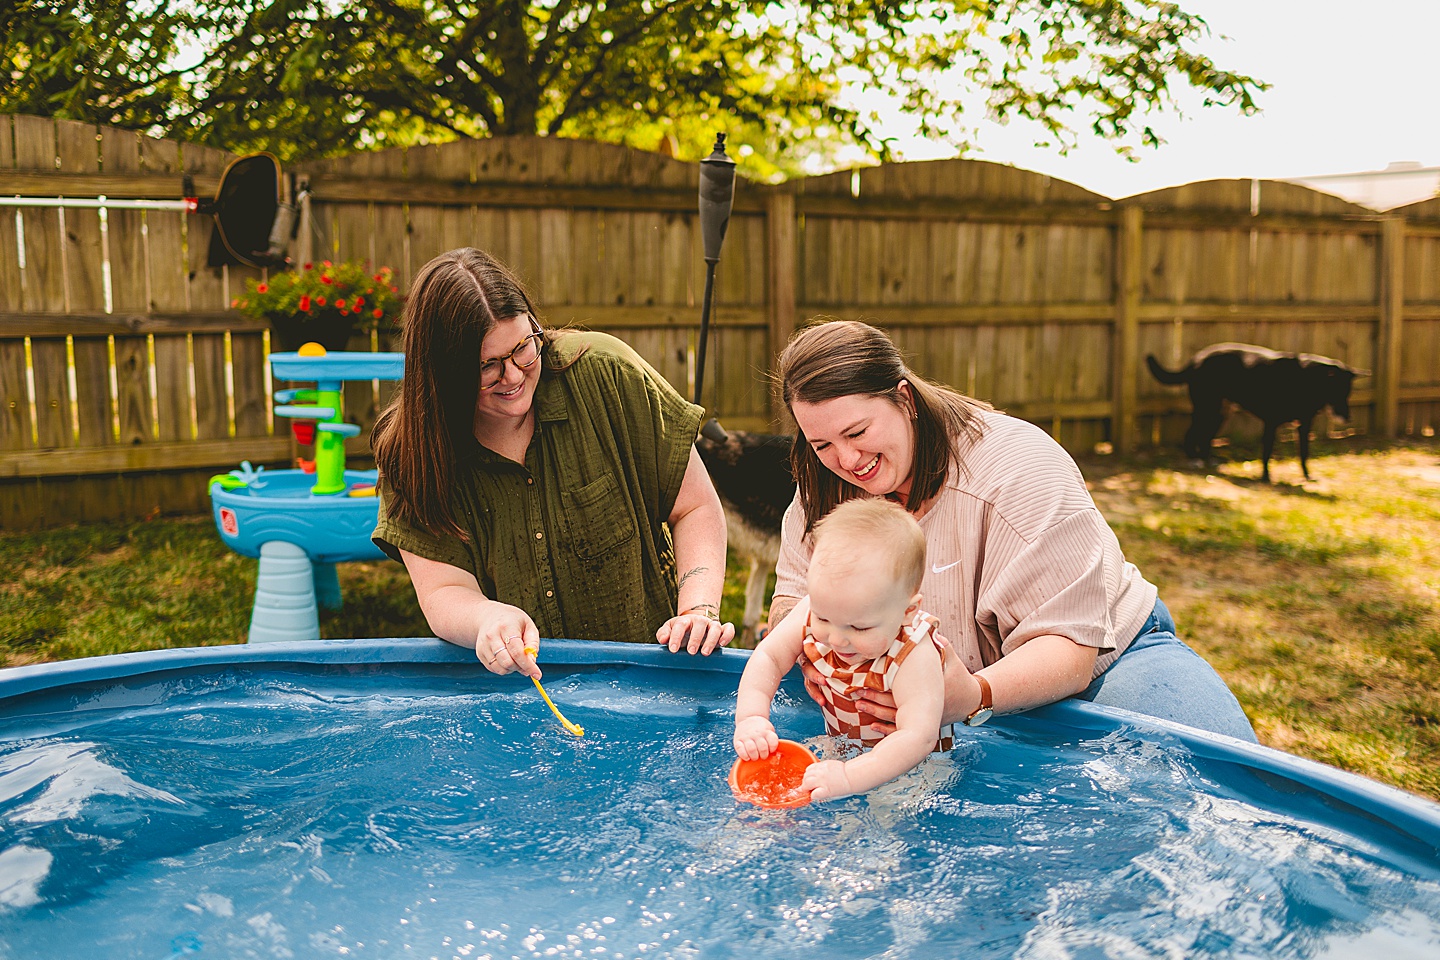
209;343;405;642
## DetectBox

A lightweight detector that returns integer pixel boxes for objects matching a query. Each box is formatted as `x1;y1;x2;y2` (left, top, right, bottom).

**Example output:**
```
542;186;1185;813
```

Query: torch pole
694;261;718;406
694;134;737;408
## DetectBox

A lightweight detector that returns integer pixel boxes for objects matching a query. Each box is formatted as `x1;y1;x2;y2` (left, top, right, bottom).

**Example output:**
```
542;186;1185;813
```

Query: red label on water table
219;507;239;537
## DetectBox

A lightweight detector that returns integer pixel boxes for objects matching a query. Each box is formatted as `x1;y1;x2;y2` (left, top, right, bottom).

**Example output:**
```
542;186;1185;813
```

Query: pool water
2;661;1439;959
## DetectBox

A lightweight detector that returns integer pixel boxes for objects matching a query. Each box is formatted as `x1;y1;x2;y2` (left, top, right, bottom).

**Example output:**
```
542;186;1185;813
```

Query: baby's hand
801;759;855;802
733;716;779;761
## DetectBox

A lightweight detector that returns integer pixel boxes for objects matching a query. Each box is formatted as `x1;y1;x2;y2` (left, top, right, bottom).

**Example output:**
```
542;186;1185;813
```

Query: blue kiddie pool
1;640;1439;958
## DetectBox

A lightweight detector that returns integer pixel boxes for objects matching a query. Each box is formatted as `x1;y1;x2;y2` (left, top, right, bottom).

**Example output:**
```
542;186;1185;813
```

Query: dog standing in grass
695;422;795;642
1146;342;1367;482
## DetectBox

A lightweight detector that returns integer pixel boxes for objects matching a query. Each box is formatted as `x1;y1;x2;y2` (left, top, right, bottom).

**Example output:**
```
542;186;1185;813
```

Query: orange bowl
729;739;815;809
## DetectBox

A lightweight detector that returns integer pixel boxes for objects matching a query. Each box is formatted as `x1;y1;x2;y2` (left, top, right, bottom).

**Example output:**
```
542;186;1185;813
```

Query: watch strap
964;673;993;725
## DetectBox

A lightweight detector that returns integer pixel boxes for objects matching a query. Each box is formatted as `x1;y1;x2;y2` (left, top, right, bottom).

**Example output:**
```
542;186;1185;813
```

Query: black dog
695;420;795;640
1146;343;1367;482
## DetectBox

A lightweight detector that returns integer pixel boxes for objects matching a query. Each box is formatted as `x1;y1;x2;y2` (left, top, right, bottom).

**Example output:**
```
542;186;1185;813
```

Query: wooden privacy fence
1;113;1438;530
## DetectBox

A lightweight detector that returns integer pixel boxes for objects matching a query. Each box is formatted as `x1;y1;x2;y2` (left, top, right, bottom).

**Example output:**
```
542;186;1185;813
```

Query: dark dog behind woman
770;320;1256;742
371;248;735;678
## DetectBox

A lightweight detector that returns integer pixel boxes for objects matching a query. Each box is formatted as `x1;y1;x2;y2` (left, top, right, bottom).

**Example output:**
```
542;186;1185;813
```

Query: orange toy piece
729;739;815;809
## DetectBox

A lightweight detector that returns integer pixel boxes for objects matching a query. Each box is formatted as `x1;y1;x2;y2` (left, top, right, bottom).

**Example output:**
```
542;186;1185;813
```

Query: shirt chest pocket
559;472;638;560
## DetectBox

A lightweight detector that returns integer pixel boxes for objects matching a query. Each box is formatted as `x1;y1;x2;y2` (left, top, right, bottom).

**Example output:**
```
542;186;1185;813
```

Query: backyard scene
3;0;1440;956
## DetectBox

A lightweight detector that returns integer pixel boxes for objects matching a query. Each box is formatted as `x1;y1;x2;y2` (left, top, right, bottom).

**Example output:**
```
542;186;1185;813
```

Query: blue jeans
1074;598;1258;742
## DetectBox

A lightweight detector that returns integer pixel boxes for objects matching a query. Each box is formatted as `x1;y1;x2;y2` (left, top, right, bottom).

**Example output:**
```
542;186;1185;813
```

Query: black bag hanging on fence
204;153;297;270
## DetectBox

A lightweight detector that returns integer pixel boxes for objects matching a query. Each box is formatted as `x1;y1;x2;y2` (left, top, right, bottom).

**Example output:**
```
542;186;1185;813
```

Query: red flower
354;297;365;308
303;262;313;270
316;296;327;307
335;299;347;309
372;307;384;319
230;298;240;308
299;294;311;312
373;273;384;282
390;286;398;293
256;283;268;294
322;260;332;267
321;275;332;285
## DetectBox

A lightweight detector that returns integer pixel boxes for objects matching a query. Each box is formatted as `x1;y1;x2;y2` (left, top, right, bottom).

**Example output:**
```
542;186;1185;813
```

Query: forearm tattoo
676;566;707;592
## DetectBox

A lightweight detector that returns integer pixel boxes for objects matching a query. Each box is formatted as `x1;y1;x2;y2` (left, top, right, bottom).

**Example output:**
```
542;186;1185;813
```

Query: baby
733;497;952;801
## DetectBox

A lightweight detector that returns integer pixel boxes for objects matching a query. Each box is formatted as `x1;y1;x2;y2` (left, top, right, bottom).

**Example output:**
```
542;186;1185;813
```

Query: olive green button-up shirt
373;331;704;644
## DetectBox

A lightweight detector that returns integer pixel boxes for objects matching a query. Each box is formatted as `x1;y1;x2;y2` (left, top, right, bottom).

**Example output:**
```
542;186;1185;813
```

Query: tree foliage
2;0;1264;172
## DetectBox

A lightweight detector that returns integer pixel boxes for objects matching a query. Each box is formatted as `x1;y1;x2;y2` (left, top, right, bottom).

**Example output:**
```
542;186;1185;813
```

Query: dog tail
1145;354;1190;385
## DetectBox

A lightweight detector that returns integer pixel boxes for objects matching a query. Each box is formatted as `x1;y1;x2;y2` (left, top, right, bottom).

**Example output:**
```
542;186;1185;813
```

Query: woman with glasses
371;248;735;678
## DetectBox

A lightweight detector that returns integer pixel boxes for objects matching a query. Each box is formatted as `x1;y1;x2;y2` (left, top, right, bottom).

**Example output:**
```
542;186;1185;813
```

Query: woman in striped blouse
768;320;1256;742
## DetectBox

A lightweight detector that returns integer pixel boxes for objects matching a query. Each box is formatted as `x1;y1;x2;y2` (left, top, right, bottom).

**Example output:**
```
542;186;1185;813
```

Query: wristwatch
963;674;993;726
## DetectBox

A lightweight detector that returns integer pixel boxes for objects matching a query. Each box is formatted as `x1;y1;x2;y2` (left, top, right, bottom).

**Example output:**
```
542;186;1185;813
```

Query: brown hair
810;498;927;594
371;248;583;537
778;319;990;532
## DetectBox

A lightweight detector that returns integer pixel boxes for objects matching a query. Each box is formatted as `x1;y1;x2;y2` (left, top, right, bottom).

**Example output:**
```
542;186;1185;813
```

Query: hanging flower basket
233;260;403;352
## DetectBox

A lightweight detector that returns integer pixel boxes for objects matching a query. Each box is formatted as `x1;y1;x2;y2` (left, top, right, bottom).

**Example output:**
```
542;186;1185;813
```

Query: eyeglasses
479;320;544;390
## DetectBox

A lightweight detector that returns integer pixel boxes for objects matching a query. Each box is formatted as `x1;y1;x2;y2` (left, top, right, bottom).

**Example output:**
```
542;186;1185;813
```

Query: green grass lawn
3;438;1439;802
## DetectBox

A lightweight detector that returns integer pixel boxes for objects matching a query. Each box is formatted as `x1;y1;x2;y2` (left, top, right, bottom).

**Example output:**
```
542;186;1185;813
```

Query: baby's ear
906;591;923;615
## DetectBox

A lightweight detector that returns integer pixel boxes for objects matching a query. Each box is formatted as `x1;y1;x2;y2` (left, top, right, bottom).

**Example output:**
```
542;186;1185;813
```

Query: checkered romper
803;609;956;753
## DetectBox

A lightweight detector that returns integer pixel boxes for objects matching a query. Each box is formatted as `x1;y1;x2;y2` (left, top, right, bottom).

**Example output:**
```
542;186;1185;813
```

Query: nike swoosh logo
931;559;961;573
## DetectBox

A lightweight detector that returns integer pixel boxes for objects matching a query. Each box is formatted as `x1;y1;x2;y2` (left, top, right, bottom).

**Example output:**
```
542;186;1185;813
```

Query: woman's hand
474;601;542;679
733;716;779;761
798;636;978;736
655;609;735;655
801;759;854;802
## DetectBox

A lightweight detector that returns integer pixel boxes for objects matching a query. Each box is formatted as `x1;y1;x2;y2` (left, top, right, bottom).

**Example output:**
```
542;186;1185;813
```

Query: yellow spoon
523;647;585;737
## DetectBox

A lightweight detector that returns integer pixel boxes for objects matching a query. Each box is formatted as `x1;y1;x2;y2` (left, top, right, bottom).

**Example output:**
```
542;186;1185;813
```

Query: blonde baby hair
810;498;928;594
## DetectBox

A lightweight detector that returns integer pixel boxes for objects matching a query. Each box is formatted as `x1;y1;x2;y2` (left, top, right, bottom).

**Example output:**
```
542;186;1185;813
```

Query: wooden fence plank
55;119;108;314
14;118;66;312
537;208;574;306
146;209;189;312
332;202;375;265
601;210;633;308
17;196;66;314
28;337;72;448
232;330;270;438
152;333;192;442
631;211;662;309
796;214;827;308
766;192;797;426
1115;207;1143;454
0;114;13;170
1378;218;1405;437
103;128;150;314
113;334;153;445
0;339;31;451
72;335;113;447
192;331;229;440
0;115;21;314
0;203;20;314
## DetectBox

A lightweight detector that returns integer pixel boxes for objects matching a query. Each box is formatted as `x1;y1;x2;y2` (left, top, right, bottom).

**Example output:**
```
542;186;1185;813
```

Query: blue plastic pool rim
3;637;1440;862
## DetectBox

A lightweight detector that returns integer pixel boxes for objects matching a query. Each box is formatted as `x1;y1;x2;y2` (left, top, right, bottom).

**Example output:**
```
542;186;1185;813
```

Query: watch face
963;706;993;727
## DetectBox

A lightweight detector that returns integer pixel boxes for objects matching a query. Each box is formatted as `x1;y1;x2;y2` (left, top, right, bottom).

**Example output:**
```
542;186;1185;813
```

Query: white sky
865;0;1440;200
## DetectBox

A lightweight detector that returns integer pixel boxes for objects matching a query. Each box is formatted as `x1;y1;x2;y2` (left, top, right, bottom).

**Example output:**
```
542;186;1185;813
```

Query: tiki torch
694;133;736;409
